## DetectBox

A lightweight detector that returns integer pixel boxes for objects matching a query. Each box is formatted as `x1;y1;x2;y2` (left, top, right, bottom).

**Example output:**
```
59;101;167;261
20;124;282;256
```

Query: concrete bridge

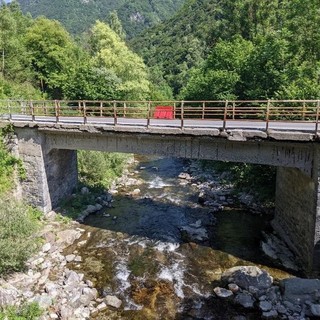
2;99;320;275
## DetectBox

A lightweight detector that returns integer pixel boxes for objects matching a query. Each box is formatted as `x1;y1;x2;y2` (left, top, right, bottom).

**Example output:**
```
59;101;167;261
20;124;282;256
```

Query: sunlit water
65;156;292;319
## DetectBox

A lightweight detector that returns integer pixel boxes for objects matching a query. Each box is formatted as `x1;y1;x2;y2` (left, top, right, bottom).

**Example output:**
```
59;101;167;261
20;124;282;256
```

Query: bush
0;302;42;320
0;198;40;275
78;151;131;188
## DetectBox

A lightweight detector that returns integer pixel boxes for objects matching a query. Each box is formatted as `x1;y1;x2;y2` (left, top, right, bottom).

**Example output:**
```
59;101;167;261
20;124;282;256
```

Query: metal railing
1;99;320;133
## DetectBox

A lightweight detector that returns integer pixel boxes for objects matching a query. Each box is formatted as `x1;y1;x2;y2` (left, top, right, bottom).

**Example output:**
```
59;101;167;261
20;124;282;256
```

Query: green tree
25;17;78;98
90;21;150;100
109;11;126;40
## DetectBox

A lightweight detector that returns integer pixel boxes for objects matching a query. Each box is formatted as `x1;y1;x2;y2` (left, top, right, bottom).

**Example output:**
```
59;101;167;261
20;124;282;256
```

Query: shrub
0;302;42;320
78;151;130;188
0;198;40;275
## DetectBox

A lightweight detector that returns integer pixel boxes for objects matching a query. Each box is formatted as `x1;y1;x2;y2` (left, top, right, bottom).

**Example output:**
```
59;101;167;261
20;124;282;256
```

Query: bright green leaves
91;21;150;100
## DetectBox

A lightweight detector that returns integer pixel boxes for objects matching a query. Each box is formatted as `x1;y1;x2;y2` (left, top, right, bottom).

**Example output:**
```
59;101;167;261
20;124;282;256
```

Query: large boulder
280;278;320;304
221;266;273;291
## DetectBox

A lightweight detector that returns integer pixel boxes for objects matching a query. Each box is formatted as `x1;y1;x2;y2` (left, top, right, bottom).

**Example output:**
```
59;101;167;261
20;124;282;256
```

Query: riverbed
65;156;292;319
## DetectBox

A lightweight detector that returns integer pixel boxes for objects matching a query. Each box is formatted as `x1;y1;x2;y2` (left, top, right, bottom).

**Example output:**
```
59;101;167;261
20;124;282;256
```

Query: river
65;156;292;319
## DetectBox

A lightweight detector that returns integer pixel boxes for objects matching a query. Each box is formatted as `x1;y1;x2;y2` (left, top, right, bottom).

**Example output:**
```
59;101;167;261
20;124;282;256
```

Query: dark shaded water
66;156;291;319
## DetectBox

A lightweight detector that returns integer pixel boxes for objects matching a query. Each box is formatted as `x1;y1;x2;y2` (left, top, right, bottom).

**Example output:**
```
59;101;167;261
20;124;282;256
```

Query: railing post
202;102;205;119
8;102;11;121
222;100;228;130
83;101;87;124
315;100;320;134
113;100;117;126
232;102;236;120
147;101;151;128
55;100;59;123
302;101;306;121
78;101;81;115
31;101;35;122
100;101;103;117
173;102;176;119
181;101;184;129
266;99;270;131
123;102;126;118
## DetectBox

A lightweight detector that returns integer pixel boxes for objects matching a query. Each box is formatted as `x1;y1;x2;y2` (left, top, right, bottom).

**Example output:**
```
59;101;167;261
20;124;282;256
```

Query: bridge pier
273;164;320;275
14;128;77;213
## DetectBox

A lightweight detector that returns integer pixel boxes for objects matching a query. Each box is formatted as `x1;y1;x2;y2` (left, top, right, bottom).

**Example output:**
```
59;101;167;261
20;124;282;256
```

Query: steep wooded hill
17;0;185;37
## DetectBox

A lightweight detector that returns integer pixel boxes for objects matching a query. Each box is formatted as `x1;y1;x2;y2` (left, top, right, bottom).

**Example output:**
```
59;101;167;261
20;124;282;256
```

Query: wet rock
228;283;239;293
222;266;273;291
262;310;278;319
131;188;141;195
259;301;272;312
105;295;122;308
311;304;320;317
178;172;191;180
81;187;90;195
180;225;208;241
234;292;255;309
280;278;320;305
214;287;233;298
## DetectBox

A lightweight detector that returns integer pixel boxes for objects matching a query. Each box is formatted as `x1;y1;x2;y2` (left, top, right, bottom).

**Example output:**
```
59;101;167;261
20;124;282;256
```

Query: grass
0;302;42;320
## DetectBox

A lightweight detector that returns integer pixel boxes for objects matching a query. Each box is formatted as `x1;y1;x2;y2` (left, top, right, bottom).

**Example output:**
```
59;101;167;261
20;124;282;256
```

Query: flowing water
65;156;292;319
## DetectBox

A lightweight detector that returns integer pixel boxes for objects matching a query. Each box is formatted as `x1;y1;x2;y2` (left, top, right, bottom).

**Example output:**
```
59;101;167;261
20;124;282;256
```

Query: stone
95;204;103;211
66;254;76;262
33;294;53;309
259;301;273;312
228;283;239;293
222;266;273;291
131;188;141;195
0;285;20;306
64;270;80;285
105;295;122;308
214;287;233;298
49;313;59;319
96;302;107;311
86;205;98;214
60;305;74;319
262;310;278;319
42;242;52;253
275;304;288;315
178;172;191;180
234;292;255;309
81;187;90;194
311;304;320;317
74;256;82;262
57;229;82;246
280;278;320;305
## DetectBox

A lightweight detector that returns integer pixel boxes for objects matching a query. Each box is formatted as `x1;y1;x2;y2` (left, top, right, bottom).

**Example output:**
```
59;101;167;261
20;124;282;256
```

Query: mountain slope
17;0;185;37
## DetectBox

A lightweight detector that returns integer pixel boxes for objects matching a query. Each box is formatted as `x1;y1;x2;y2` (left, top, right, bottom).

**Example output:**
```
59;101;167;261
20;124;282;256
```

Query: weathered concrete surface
14;128;77;212
273;165;320;274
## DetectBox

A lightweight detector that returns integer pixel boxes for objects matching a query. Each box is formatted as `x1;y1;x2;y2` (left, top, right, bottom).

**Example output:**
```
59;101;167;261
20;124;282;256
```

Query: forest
1;0;319;103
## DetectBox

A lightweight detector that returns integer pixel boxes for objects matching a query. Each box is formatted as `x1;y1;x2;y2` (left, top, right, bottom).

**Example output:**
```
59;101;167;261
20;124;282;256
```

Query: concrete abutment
14;128;77;213
273;166;320;275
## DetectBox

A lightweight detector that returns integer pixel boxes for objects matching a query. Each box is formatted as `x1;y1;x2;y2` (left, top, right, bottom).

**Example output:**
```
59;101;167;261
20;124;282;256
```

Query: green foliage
18;0;184;38
202;160;276;203
0;302;42;320
0;197;40;275
90;21;151;100
78;150;130;189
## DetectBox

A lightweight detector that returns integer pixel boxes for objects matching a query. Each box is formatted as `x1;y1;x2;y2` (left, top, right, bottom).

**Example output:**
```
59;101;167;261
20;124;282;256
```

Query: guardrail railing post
83;101;87;124
202;102;205;119
222;100;228;130
55;100;59;123
173;102;176;119
147;101;151;128
181;101;184;129
315;100;320;134
123;102;126;118
31;101;35;121
100;101;103;117
113;100;117;126
266;100;270;131
232;102;236;120
8;102;11;120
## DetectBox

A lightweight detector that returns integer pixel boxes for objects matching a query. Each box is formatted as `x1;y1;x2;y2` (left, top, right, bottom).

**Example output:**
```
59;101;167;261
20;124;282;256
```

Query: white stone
42;243;52;253
66;254;76;262
105;295;122;308
96;302;107;311
213;287;233;298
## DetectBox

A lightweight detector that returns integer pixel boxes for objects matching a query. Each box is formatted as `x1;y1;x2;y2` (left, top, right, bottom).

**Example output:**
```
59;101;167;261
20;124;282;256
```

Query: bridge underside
13;126;320;275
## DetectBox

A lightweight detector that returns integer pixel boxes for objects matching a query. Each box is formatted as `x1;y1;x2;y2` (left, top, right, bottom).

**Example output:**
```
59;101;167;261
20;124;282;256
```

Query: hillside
17;0;185;37
130;0;223;94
